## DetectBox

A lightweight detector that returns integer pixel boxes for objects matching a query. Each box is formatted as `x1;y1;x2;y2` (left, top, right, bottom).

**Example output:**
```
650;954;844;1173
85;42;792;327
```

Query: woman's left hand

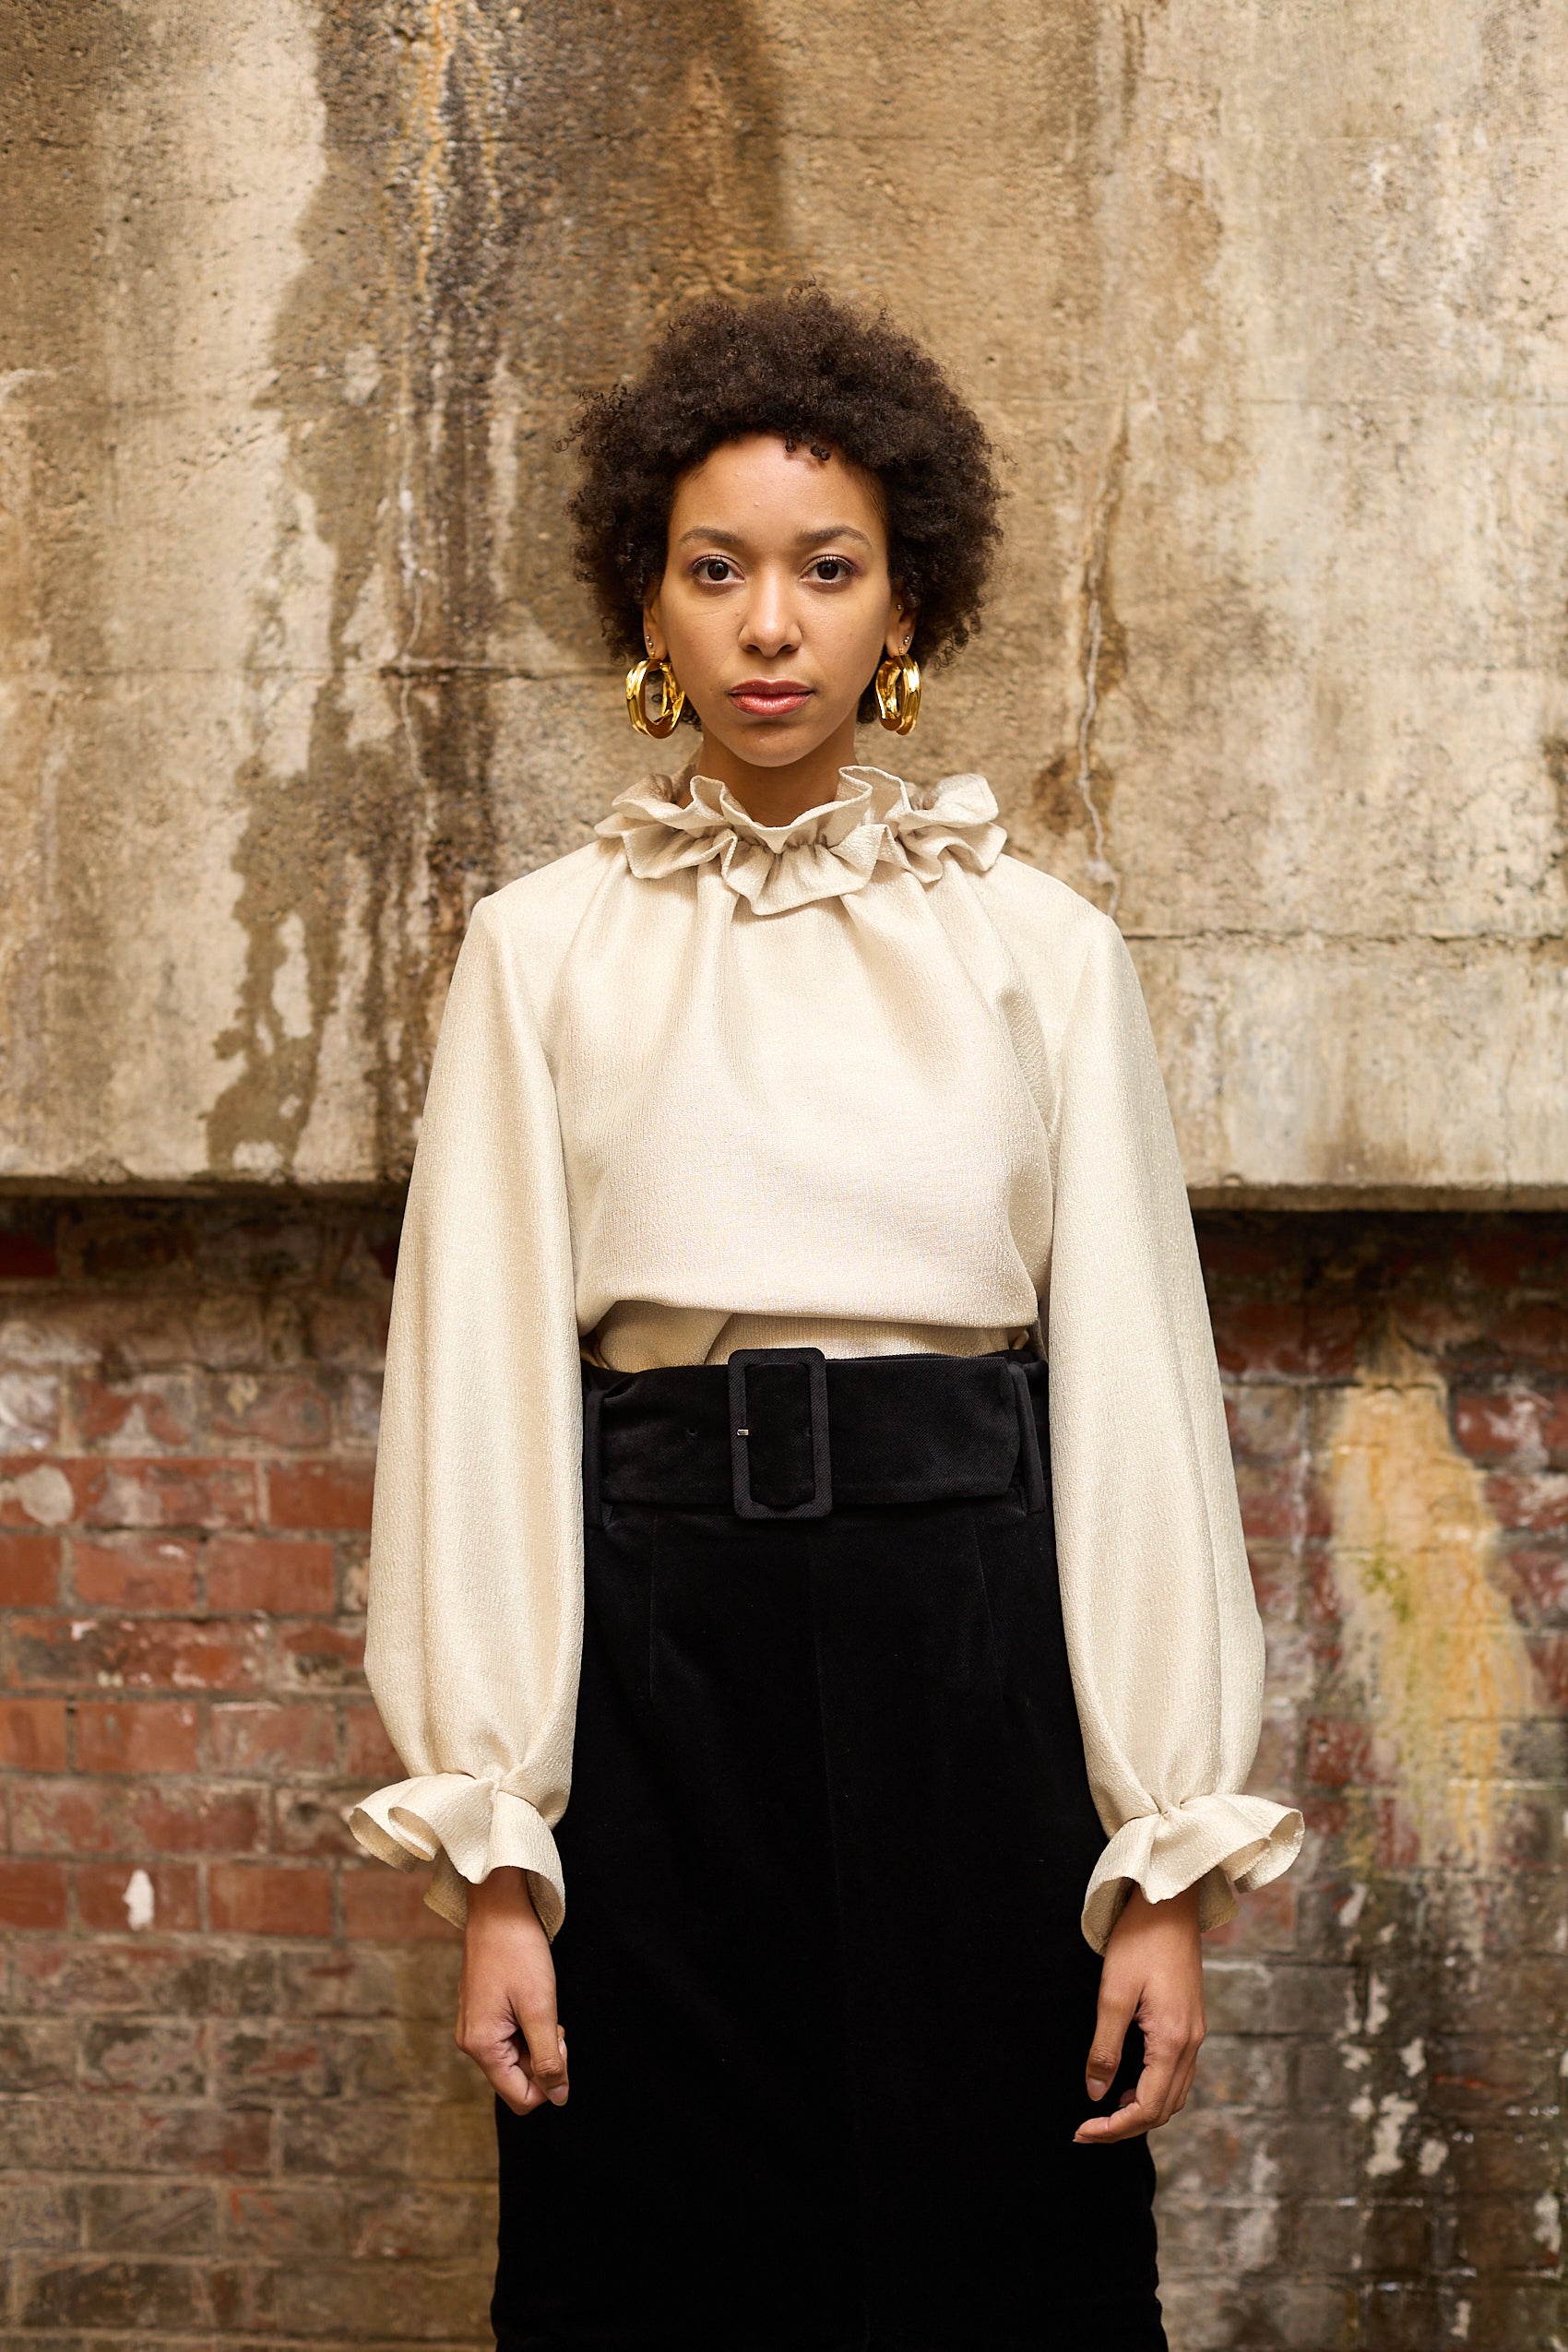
1074;1883;1206;2144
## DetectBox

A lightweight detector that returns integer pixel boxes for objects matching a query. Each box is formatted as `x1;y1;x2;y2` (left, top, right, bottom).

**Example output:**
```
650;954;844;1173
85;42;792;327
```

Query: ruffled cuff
347;1771;566;1937
1081;1792;1304;1954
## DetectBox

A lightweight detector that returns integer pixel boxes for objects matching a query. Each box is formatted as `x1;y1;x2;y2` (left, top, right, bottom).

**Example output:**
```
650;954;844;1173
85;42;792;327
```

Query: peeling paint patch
123;1867;155;1930
1;1463;74;1526
1365;2089;1417;2177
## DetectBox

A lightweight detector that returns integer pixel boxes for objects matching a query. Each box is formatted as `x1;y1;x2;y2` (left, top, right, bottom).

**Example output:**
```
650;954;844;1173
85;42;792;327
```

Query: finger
460;2002;538;2116
1074;2088;1161;2144
517;1985;569;2108
1085;1978;1137;2101
1076;2036;1181;2144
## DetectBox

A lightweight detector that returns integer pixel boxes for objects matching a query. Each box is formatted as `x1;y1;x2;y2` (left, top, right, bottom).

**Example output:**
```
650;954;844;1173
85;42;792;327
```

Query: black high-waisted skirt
493;1348;1166;2352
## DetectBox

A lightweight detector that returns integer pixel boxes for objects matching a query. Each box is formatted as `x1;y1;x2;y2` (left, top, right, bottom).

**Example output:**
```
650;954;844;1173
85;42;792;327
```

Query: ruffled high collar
595;763;1007;917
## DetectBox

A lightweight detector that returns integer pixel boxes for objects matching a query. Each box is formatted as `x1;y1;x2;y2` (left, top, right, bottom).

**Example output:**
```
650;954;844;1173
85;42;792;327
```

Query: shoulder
969;851;1132;992
478;838;616;937
468;838;619;972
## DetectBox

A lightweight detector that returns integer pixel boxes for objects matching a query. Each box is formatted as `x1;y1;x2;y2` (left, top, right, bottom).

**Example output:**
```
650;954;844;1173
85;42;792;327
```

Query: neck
692;707;860;827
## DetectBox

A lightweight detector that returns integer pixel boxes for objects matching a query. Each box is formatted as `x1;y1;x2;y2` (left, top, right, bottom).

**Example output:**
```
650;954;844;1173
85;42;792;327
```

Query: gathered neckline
594;762;1007;916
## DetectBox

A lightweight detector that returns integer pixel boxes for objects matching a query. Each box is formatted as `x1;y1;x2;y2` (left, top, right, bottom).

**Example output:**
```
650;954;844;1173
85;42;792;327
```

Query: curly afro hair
565;285;1004;723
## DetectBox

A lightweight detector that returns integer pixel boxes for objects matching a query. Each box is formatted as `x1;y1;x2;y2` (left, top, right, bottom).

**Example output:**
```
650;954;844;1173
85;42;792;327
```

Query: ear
884;592;916;661
642;593;666;665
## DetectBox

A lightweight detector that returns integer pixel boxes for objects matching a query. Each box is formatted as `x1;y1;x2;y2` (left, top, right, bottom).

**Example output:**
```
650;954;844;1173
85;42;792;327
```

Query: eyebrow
675;524;876;552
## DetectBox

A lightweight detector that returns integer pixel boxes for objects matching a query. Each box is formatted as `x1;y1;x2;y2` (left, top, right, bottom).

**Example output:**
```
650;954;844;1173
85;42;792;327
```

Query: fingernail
549;2088;568;2106
1087;2078;1109;2098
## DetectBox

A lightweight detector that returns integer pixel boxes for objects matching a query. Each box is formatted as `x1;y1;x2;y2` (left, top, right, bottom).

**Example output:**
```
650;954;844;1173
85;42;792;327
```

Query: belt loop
1007;1359;1049;1515
582;1382;606;1531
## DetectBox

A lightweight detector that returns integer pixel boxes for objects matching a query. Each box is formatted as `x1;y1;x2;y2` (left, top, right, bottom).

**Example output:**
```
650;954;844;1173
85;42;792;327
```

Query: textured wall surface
1;1201;1564;2351
5;1;1568;1195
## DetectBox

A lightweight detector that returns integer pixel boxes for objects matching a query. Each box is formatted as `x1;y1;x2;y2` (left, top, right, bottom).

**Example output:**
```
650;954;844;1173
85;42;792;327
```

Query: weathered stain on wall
206;2;800;1186
1324;1335;1538;1871
6;1;1568;1191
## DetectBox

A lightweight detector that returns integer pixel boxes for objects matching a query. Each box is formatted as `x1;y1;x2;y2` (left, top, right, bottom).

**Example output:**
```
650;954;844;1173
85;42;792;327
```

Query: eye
691;555;738;585
808;555;856;584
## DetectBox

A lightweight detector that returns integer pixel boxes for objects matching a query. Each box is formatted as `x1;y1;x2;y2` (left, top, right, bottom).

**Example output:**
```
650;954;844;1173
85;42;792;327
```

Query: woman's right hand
455;1865;568;2116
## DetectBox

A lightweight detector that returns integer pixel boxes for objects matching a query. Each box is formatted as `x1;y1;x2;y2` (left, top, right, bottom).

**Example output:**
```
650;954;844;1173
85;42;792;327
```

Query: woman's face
644;434;911;773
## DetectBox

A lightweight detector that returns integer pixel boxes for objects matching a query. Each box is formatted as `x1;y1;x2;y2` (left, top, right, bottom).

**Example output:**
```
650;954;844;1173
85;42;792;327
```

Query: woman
351;288;1301;2352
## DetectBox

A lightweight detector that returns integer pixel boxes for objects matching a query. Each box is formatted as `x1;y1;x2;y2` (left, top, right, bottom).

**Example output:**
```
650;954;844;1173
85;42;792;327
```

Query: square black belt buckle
727;1347;833;1520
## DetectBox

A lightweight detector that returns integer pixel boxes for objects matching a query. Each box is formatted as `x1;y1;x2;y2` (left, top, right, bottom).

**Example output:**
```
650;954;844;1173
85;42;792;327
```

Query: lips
729;680;813;717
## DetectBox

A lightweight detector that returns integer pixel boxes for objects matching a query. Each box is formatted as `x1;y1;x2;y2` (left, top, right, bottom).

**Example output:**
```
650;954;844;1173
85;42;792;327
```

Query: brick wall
1;1203;1563;2350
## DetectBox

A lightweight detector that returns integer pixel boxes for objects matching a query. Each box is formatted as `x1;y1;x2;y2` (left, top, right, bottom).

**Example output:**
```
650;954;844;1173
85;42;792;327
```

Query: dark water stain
1028;410;1129;912
1543;734;1568;889
208;0;794;1184
2;2;138;1164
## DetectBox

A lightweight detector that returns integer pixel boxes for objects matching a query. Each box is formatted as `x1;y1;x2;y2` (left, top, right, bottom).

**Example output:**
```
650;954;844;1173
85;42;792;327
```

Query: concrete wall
6;1;1567;1198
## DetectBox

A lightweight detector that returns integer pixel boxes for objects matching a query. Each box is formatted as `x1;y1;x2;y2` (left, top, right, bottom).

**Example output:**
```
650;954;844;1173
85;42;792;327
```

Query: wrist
465;1866;535;1925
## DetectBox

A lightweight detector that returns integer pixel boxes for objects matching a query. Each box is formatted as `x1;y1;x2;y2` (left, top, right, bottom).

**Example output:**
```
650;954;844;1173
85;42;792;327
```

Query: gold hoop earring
874;647;921;735
625;657;685;739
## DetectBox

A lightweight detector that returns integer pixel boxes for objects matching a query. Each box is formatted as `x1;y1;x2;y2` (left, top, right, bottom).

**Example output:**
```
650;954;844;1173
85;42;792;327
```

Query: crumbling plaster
3;0;1566;1195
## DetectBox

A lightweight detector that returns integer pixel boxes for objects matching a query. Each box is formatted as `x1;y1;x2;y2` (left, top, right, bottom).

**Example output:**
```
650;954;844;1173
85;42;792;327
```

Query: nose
740;567;800;659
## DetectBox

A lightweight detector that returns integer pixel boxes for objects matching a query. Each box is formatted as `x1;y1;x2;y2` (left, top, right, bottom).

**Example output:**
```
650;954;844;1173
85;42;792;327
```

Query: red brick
70;1371;201;1450
74;1456;259;1532
0;1696;69;1770
306;1294;388;1370
342;1866;457;1942
210;1702;336;1775
210;2019;340;2100
1526;1630;1568;1709
1212;1296;1364;1380
75;1860;200;1932
265;1459;374;1532
1233;1459;1307;1545
275;1785;361;1857
1303;1716;1381;1789
0;1858;68;1928
1485;1470;1568;1534
210;1376;332;1449
10;1777;264;1858
1205;1875;1299;1954
129;1783;266;1856
1452;1388;1545;1464
0;1231;59;1277
209;1863;332;1937
12;1935;276;2018
279;1621;365;1691
206;1536;335;1615
1301;1794;1349;1842
1210;1300;1312;1377
8;1614;267;1694
74;1700;202;1775
0;2088;270;2173
1540;1388;1568;1465
1372;1794;1422;1870
1499;1543;1568;1629
1488;1302;1568;1372
1246;1547;1301;1621
0;1532;62;1605
342;1701;401;1781
72;1534;201;1610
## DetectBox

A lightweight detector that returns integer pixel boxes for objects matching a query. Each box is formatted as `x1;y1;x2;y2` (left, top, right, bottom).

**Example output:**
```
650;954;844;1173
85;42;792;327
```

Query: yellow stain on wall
1324;1336;1538;1870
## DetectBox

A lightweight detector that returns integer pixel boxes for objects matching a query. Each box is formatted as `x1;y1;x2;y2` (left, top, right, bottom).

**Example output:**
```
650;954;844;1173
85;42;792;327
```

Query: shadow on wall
208;0;799;1188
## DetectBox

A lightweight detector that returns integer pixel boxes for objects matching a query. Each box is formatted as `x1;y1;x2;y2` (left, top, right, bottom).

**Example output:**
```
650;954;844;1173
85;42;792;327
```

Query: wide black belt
581;1347;1049;1525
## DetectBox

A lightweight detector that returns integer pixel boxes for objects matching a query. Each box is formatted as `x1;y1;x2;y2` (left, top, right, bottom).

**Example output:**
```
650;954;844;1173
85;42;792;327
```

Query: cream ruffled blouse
351;763;1302;1951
